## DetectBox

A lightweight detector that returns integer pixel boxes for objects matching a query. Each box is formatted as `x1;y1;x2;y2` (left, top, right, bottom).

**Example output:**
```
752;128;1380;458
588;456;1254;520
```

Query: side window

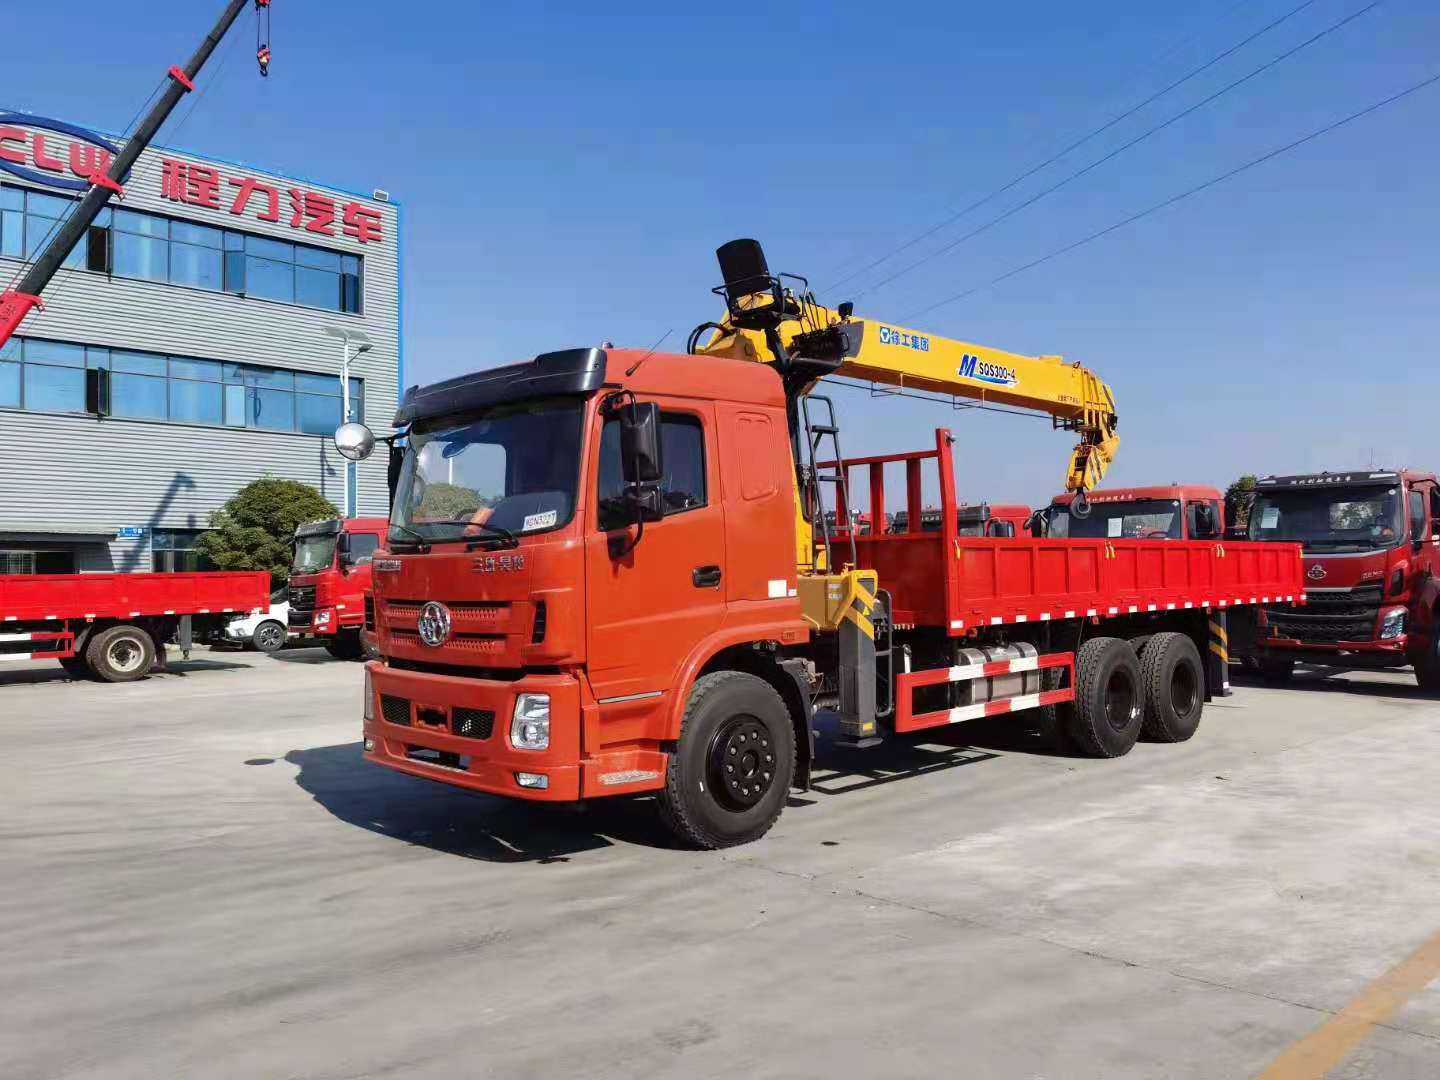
598;412;707;530
1187;500;1221;540
348;533;380;565
1431;488;1440;540
1408;490;1426;545
987;520;1015;537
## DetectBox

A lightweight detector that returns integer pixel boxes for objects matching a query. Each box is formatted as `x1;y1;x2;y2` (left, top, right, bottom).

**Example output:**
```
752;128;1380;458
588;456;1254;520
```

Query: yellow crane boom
693;242;1119;498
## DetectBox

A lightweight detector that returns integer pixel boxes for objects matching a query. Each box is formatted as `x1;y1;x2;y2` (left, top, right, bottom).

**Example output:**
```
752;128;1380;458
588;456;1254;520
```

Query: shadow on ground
1231;665;1429;701
286;742;676;862
269;648;353;667
0;655;251;687
287;711;1035;860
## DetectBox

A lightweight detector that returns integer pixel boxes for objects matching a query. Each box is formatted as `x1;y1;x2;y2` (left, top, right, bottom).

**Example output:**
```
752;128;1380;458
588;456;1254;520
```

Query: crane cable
852;0;1387;303
825;0;1320;295
256;0;273;77
901;68;1440;323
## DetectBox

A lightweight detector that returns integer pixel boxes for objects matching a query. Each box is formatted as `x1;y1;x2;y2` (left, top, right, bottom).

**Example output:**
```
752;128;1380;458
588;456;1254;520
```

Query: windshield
291;536;337;573
1049;499;1183;540
1247;485;1404;552
393;396;585;544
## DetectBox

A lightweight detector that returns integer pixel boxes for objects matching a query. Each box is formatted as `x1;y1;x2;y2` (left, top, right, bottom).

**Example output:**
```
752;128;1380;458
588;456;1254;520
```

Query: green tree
1225;474;1258;531
416;482;484;520
197;478;337;588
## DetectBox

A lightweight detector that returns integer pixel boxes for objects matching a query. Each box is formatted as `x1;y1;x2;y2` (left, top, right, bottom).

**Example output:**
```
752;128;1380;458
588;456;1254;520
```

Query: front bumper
364;663;583;801
1254;635;1410;668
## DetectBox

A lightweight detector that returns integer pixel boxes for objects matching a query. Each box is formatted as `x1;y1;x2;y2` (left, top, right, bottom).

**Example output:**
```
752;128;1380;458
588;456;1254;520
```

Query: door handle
692;565;722;588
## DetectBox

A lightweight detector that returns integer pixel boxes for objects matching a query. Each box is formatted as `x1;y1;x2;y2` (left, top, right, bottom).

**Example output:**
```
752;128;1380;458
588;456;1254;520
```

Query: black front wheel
324;632;365;661
657;671;796;849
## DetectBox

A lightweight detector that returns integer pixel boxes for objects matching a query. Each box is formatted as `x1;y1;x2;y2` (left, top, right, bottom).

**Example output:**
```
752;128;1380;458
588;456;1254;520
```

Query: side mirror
620;402;663;486
335;422;376;462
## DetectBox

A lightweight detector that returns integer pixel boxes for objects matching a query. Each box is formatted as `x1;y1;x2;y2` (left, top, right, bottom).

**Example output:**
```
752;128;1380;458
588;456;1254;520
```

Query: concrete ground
2;648;1438;1080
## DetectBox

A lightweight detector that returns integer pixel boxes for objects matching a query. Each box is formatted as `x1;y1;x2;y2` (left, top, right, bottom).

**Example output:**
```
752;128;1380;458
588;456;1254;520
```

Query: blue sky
5;0;1438;507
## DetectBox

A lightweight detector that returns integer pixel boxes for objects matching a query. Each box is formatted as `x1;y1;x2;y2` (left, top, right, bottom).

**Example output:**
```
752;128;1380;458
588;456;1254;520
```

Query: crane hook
255;0;272;77
1071;489;1091;519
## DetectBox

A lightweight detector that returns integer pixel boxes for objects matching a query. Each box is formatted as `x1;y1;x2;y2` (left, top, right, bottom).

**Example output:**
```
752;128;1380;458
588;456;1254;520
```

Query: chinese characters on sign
159;158;384;244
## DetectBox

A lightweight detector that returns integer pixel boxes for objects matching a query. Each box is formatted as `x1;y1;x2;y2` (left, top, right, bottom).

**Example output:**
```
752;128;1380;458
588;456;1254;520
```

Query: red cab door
584;399;726;703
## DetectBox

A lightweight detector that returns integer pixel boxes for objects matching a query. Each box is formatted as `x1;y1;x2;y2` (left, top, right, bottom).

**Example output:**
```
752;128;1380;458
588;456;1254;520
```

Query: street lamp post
322;327;373;518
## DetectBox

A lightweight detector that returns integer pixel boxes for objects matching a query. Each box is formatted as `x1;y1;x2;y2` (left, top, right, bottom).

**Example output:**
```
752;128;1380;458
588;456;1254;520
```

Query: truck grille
1265;584;1380;643
452;707;495;739
380;694;411;726
289;584;316;613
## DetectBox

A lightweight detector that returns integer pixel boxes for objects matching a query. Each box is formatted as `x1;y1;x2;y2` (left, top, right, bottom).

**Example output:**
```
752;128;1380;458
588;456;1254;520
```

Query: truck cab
1241;470;1440;690
288;516;387;659
1044;485;1224;541
887;503;1030;537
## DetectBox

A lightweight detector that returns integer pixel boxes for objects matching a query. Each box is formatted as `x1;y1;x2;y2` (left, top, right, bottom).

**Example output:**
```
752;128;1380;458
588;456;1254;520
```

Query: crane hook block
256;46;271;76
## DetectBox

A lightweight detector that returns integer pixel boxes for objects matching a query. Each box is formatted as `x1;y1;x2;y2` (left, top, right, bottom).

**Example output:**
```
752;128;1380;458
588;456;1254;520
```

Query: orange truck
336;243;1303;847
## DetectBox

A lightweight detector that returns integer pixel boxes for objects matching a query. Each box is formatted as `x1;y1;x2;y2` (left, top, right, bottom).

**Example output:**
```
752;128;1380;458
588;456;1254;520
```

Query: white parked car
223;590;290;653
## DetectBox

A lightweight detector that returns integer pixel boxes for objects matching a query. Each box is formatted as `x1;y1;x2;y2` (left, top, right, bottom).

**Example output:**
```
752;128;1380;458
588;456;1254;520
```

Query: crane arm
698;302;1118;495
0;0;263;351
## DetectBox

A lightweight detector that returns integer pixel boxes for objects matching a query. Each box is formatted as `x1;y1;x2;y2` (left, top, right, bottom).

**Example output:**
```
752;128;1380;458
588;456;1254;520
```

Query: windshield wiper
387;522;431;553
465;522;519;549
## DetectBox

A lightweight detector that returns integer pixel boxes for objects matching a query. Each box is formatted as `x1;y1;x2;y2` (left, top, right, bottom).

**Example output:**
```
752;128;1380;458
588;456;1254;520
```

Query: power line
901;69;1440;323
852;0;1385;302
825;0;1319;294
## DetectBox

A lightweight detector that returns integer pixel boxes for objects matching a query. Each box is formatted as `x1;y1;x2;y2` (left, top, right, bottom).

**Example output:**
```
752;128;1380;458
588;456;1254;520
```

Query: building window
0;183;362;315
151;529;214;573
0;549;75;574
1;334;364;432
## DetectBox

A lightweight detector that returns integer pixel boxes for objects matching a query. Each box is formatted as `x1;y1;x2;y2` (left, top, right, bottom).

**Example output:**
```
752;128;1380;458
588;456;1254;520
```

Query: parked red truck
1237;470;1440;691
0;571;269;681
287;517;387;659
1045;485;1225;541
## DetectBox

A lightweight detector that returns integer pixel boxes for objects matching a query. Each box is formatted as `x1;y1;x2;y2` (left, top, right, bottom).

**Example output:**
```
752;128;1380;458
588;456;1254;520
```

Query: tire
1067;637;1144;758
1415;634;1440;694
250;620;287;654
1129;634;1153;659
85;624;156;683
324;632;365;660
1258;658;1294;684
1139;632;1205;743
58;655;92;679
657;671;796;849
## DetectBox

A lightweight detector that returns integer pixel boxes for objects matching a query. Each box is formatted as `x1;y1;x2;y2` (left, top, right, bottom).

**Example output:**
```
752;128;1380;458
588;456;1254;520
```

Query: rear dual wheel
1138;632;1204;743
1068;637;1144;758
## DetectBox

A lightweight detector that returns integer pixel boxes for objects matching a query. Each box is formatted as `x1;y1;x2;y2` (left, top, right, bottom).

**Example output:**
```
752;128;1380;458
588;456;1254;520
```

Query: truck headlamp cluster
510;693;551;750
315;609;333;629
1379;608;1407;641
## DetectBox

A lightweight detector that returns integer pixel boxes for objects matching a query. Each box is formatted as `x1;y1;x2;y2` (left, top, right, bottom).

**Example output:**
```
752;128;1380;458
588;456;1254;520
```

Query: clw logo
0;112;120;193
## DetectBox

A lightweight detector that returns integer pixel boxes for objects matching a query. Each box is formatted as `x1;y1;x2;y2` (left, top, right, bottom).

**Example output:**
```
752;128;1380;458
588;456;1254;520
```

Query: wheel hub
1104;670;1138;732
707;716;775;811
109;637;144;674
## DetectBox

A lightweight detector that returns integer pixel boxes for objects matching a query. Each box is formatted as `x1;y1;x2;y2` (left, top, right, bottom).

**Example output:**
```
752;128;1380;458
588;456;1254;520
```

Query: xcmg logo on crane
958;353;1019;388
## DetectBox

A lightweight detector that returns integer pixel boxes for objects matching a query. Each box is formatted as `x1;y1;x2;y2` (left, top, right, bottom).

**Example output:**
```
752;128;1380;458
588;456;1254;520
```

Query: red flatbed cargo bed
0;572;269;682
0;571;269;623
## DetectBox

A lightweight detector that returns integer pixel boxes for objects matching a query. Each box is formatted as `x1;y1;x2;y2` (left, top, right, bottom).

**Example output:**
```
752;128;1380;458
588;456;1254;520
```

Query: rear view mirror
620;402;663;486
335;422;376;462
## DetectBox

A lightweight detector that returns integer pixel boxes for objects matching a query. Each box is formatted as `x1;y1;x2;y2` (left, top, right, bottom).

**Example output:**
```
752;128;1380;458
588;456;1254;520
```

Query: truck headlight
1379;608;1407;640
510;693;550;750
315;609;333;629
363;668;374;721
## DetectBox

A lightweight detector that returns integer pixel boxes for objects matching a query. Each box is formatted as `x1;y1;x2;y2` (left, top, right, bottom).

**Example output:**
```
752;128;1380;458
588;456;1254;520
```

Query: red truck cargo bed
0;572;270;623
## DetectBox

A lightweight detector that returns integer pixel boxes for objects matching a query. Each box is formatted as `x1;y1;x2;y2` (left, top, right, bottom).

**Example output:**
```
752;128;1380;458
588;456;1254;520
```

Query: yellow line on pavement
1256;928;1440;1079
